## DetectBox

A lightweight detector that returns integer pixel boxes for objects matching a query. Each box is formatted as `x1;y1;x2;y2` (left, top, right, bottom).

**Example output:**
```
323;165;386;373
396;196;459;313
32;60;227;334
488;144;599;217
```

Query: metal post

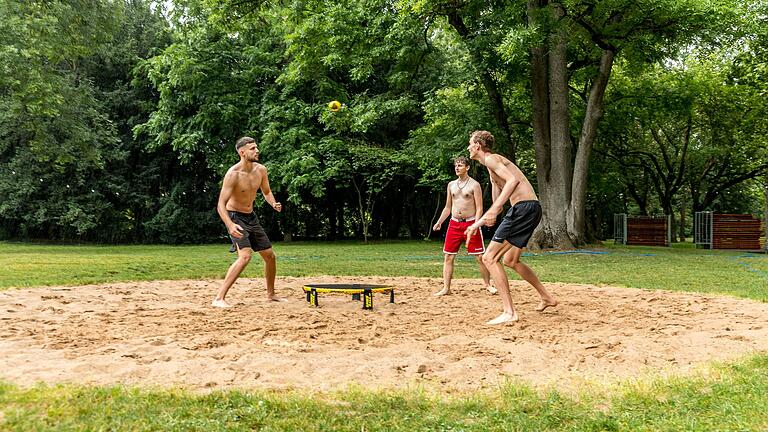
667;214;672;246
623;214;627;245
614;213;627;245
694;211;714;249
694;211;700;247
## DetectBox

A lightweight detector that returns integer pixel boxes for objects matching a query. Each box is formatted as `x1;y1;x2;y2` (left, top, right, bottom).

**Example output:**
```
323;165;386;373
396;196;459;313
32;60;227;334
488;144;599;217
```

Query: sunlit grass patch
1;354;767;431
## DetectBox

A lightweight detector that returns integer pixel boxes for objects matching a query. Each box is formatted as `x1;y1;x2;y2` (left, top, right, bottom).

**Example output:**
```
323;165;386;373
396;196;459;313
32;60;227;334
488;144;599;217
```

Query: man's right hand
464;224;479;246
432;222;441;232
228;224;244;239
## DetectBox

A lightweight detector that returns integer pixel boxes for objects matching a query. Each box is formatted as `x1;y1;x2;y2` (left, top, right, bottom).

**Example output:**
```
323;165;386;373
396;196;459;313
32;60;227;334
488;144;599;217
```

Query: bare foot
535;298;558;312
433;288;451;296
211;299;232;308
267;295;288;302
486;311;518;325
485;285;497;295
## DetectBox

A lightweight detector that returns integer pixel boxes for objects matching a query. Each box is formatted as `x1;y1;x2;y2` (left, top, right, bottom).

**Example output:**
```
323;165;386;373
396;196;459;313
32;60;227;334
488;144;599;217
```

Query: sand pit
1;276;767;393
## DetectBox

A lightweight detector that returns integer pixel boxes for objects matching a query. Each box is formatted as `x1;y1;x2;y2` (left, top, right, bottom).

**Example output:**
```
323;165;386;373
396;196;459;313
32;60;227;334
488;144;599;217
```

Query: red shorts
443;218;485;255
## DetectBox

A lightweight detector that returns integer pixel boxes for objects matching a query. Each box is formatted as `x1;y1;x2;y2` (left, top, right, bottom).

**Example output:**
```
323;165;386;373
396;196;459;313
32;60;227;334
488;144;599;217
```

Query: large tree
524;0;736;248
403;0;737;248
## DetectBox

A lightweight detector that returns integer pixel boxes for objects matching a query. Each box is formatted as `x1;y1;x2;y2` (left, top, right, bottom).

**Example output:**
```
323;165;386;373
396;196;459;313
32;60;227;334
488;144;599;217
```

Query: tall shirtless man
213;136;283;308
432;156;494;296
463;131;557;324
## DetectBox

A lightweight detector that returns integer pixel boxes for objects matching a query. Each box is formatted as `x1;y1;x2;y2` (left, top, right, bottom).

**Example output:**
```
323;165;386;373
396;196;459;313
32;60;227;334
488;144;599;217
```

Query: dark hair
454;156;470;166
235;136;256;151
469;130;495;151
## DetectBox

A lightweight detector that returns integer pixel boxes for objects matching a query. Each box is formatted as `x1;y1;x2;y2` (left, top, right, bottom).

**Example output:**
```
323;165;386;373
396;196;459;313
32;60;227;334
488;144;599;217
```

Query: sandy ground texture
1;276;767;393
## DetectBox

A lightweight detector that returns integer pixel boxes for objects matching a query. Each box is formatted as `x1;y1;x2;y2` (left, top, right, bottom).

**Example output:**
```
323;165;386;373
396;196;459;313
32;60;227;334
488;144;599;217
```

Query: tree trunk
764;179;768;251
527;2;614;249
627;181;650;215
568;49;614;243
664;202;676;244
544;19;574;248
528;0;573;249
351;178;369;243
679;195;686;242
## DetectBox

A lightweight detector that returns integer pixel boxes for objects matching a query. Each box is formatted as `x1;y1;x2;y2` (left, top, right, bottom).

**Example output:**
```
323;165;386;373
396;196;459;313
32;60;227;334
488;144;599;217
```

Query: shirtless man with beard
213;136;284;308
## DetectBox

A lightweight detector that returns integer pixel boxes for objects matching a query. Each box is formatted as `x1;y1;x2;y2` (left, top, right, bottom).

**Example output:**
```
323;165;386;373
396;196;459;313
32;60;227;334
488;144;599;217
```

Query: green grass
1;240;767;430
1;356;767;431
1;240;766;300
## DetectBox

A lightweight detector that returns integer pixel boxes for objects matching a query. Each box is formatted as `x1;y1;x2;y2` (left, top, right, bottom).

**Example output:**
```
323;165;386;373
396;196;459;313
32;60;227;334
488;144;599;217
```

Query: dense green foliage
0;0;766;243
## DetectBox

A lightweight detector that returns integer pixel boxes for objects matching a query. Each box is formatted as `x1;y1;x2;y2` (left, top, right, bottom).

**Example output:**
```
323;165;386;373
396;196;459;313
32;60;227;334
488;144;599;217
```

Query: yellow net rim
302;285;392;294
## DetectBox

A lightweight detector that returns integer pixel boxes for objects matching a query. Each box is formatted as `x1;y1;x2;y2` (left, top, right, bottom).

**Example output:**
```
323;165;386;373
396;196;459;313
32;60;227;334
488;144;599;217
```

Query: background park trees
0;0;765;246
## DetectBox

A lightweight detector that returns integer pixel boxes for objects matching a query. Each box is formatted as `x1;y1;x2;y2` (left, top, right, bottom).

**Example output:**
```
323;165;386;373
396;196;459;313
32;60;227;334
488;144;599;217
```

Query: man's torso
226;163;264;213
487;155;537;204
450;177;478;220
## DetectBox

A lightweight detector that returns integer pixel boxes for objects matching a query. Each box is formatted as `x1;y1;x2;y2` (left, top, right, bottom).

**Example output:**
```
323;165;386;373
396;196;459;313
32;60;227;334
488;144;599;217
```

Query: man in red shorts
432;156;494;296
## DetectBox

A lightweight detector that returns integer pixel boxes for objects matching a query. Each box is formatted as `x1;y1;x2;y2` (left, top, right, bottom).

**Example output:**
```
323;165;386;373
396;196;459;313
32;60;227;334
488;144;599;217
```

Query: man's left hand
273;202;282;212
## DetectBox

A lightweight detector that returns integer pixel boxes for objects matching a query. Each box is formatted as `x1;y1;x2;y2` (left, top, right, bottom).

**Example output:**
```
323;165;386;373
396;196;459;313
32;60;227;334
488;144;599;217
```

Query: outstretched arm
217;172;244;238
432;183;453;231
259;166;282;212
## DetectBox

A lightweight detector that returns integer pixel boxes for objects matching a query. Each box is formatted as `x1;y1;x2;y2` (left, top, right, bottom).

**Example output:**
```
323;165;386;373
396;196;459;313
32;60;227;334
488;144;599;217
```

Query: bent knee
238;254;253;264
261;249;277;261
481;255;497;267
502;256;519;267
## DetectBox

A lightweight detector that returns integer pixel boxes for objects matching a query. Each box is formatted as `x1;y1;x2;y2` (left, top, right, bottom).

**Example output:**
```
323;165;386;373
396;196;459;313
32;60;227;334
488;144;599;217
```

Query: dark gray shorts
228;211;272;252
491;200;542;248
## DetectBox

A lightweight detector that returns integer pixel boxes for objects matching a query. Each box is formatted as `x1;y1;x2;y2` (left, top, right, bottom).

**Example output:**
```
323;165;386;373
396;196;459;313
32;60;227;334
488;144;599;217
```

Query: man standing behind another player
464;131;557;324
432;156;494;296
213;136;284;308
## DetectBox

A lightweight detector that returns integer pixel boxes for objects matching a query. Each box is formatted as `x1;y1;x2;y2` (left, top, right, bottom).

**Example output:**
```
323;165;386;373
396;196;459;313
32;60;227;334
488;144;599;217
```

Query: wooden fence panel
626;216;668;246
712;214;763;250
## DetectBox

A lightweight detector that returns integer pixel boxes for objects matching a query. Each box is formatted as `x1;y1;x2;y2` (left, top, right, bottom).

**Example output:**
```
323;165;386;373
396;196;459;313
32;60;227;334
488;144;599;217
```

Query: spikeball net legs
302;284;395;310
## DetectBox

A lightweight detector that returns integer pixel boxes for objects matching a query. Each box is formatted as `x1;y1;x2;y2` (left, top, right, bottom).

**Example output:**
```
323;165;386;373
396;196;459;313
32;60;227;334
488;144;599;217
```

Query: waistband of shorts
451;216;476;222
513;200;539;206
228;210;256;217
